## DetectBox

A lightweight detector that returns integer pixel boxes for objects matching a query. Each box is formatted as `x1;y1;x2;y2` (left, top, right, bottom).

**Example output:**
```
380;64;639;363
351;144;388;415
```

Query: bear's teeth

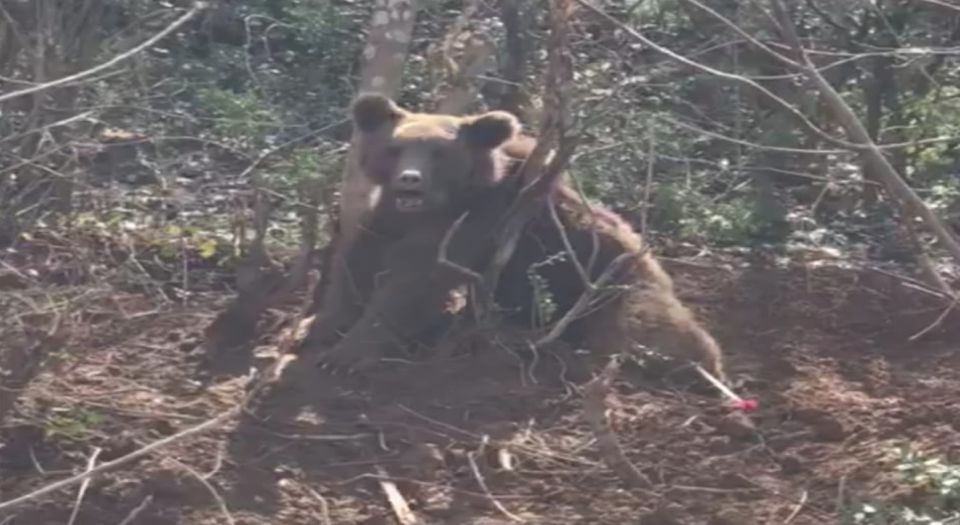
397;197;423;210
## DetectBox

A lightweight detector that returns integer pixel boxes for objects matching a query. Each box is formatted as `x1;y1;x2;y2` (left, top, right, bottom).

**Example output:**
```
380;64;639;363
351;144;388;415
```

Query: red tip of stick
731;399;758;412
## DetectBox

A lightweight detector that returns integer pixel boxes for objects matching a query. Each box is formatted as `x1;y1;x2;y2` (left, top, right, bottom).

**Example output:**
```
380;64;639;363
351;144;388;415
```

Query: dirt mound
2;254;959;524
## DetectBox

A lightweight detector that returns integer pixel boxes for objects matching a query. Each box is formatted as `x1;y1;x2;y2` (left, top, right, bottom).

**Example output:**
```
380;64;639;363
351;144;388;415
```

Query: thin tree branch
913;0;960;15
482;0;578;304
768;0;960;267
574;0;873;152
0;4;205;105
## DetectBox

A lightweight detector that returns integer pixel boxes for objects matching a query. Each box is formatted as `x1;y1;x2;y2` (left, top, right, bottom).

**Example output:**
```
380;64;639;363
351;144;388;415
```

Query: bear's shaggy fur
304;94;727;383
302;94;525;369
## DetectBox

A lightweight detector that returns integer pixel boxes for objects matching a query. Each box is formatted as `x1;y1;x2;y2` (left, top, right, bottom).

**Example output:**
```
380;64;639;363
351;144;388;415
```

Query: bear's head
350;93;521;216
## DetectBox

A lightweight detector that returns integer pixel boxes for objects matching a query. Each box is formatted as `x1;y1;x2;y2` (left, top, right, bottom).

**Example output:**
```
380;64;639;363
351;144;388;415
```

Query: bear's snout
396;169;424;190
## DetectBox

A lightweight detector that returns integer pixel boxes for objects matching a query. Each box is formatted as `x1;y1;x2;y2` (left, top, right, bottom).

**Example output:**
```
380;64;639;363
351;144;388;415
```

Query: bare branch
768;0;960;268
913;0;960;14
467;438;526;522
582;356;654;489
573;0;872;152
482;0;578;303
116;495;154;525
66;448;102;525
681;0;799;69
0;4;205;105
536;251;638;347
430;0;494;114
375;465;421;525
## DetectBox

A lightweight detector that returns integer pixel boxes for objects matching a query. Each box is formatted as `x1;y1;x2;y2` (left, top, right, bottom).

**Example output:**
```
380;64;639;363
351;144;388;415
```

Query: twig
481;0;578;307
640;119;656;239
467;437;526;522
497;448;515;472
305;486;333;525
767;0;960;266
0;4;206;105
909;295;960;342
783;489;808;524
116;494;154;525
432;0;493;114
436;211;484;284
535;251;637;346
901;219;955;298
915;0;960;14
836;474;847;512
695;364;742;403
547;198;592;288
683;0;798;69
374;465;420;525
66;447;102;525
167;458;235;525
574;0;866;152
582;356;654;489
397;404;483;440
434;210;497;321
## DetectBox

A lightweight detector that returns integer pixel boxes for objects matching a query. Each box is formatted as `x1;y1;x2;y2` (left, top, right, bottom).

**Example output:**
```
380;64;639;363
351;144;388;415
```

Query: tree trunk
337;0;419;245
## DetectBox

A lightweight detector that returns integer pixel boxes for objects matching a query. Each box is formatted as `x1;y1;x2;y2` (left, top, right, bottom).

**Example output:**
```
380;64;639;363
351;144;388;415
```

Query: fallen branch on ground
467;436;526;522
167;457;236;525
66;447;101;525
116;495;154;525
582;356;654;489
0;365;274;513
374;465;420;525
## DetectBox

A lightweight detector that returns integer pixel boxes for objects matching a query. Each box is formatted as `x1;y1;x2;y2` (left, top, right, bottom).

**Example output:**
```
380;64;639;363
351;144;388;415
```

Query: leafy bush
847;447;960;524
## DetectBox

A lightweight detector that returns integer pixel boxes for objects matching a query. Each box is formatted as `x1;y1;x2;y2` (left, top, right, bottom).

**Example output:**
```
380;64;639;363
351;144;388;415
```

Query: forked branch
768;0;960;273
481;0;579;306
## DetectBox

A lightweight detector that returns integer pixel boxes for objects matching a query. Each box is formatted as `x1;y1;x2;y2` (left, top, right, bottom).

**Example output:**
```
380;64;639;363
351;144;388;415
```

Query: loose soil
2;244;959;524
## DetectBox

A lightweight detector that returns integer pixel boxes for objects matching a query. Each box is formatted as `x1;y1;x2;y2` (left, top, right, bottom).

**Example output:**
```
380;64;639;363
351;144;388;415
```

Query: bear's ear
351;93;405;133
458;111;520;149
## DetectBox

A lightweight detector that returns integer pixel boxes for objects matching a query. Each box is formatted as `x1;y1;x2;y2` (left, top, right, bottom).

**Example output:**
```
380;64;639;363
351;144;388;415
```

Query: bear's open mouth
394;191;424;212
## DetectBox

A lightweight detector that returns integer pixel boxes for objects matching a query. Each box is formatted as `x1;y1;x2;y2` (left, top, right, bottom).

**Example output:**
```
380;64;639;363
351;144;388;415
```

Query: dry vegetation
2;1;960;524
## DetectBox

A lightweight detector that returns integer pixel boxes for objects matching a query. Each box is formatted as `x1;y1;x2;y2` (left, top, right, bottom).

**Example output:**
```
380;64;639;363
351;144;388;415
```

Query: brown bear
301;94;526;369
304;94;728;384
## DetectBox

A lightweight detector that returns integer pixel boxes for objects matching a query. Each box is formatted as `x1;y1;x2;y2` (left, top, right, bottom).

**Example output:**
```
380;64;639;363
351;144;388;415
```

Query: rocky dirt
1;240;959;524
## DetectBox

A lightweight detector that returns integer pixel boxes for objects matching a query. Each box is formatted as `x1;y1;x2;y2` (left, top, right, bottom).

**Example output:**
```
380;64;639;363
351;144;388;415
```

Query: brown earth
1;241;959;525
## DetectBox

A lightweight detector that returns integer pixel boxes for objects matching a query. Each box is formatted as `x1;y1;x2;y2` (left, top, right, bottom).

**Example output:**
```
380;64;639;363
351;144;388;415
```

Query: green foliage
5;0;960;268
904;87;960;173
156;224;234;262
526;252;566;328
625;0;684;26
650;183;771;245
46;408;104;441
196;87;280;148
846;447;960;524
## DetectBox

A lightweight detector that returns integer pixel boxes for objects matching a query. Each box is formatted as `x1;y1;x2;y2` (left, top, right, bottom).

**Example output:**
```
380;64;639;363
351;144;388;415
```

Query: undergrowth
847;447;960;525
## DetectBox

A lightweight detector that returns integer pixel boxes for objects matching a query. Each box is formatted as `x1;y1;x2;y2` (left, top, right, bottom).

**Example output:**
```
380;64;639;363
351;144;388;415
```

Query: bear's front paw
315;339;383;374
300;314;349;353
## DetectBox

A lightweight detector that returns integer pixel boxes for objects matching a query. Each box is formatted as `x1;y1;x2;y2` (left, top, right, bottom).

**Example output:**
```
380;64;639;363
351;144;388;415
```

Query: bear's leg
576;259;727;385
626;286;727;385
301;227;386;351
316;214;496;372
305;229;339;316
316;267;467;372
